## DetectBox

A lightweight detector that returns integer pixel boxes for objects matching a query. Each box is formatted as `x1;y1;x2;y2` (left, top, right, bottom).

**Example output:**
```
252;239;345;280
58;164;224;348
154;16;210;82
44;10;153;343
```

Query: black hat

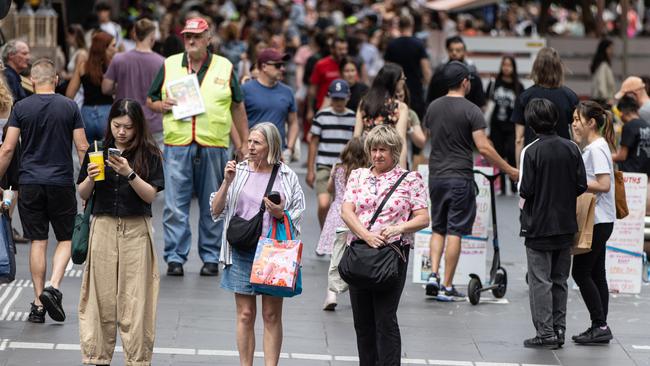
443;61;473;88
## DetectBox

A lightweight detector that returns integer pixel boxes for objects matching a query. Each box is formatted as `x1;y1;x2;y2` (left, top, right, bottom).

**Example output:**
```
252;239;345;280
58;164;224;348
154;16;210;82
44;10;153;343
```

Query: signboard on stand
412;166;492;285
605;173;647;294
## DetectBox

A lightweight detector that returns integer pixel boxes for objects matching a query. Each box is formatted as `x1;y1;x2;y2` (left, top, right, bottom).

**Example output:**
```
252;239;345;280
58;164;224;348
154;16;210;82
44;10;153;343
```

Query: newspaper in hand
166;74;206;120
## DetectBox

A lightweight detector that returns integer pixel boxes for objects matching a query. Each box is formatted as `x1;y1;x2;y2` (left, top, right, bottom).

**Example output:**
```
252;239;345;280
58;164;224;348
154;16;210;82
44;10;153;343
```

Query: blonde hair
0;77;13;115
364;125;402;165
250;122;282;165
30;58;57;85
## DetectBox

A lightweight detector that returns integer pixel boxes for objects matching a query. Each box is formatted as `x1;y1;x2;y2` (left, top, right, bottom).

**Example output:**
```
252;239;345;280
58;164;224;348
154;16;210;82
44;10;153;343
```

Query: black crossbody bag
338;172;409;290
226;164;279;251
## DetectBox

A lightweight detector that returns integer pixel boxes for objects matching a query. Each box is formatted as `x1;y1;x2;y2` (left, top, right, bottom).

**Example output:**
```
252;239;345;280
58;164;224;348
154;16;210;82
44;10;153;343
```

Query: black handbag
226;164;279;251
338;172;409;290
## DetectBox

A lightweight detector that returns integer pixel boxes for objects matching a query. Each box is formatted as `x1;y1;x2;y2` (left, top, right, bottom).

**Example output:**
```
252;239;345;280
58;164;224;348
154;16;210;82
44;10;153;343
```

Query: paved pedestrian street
1;161;649;366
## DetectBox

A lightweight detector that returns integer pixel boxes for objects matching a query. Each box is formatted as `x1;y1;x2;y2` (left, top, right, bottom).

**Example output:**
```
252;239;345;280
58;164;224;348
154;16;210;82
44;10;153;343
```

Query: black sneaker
573;326;613;344
436;285;466;302
425;273;440;296
39;286;65;322
524;335;560;349
167;262;184;276
200;262;219;276
555;328;565;347
27;302;45;323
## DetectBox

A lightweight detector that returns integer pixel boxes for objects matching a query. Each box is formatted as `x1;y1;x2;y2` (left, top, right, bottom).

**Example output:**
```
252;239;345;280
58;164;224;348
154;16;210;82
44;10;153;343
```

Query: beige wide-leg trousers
79;215;160;366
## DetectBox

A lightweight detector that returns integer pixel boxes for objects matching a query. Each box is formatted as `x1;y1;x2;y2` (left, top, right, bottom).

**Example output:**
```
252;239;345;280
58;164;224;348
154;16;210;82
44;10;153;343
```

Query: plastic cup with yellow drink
88;143;105;181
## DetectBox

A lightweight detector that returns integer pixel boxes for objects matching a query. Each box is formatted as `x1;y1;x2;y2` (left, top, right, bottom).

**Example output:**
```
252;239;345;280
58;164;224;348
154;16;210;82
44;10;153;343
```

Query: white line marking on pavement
56;344;81;351
21;312;27;321
0;286;14;306
153;347;196;355
9;342;54;350
0;287;22;320
632;345;650;350
334;355;359;362
291;353;333;361
401;358;427;364
0;340;562;366
429;360;473;366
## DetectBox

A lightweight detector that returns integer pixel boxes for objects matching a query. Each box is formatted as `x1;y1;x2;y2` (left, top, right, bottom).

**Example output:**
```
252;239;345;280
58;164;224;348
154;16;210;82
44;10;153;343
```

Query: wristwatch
127;170;137;181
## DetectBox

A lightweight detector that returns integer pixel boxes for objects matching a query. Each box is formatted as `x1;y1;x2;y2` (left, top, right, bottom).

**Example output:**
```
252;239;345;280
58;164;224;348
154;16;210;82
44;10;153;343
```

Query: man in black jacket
518;98;587;349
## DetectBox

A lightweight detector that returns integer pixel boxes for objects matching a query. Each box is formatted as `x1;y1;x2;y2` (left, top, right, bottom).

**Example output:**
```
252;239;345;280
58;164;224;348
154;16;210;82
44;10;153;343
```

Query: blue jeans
81;104;111;145
163;143;226;264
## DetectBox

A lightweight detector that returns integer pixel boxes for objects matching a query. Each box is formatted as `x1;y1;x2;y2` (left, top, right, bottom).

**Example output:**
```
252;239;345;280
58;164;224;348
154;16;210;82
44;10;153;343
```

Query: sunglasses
265;62;285;69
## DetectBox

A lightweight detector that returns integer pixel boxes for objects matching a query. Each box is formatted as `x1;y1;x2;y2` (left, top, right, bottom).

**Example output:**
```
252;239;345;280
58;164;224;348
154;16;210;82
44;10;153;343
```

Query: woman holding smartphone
77;99;164;366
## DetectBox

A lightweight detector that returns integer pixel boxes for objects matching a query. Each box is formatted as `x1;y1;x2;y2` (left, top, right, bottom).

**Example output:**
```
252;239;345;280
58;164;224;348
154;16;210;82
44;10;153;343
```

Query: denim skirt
220;246;259;295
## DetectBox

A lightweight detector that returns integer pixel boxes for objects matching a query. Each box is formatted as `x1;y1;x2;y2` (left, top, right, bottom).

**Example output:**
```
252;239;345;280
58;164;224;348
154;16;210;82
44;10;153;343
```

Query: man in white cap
147;17;249;277
616;76;650;123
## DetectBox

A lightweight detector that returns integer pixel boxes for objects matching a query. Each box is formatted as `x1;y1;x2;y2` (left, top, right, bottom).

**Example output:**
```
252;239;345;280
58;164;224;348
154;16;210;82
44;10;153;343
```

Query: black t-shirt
424;96;486;179
347;82;369;113
619;118;650;175
384;36;428;116
487;79;523;126
511;85;579;145
8;94;84;186
81;74;113;106
77;147;164;217
427;61;486;109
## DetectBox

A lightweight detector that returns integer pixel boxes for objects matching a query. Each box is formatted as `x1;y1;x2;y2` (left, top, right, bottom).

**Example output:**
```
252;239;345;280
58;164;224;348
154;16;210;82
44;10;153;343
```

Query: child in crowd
306;79;356;229
518;98;587;349
319;138;367;310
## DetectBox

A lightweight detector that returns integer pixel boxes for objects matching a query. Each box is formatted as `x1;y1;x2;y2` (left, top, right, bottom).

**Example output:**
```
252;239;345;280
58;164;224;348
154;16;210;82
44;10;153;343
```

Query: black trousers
572;222;614;327
349;246;409;366
489;121;516;193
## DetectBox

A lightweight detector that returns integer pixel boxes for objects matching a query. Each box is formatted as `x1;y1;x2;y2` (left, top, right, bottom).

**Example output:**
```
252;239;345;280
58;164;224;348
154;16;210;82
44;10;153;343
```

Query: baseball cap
443;61;473;88
328;79;350;99
615;76;646;99
181;18;209;34
257;48;290;65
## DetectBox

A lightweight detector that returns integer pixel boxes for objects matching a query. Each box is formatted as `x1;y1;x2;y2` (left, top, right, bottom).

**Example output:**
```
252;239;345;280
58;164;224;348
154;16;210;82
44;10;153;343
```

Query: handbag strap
366;171;410;230
270;211;292;240
84;191;96;217
259;164;280;211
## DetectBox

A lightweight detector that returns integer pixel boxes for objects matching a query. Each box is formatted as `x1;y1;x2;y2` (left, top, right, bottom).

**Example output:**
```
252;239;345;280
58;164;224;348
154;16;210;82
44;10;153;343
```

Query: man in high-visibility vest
147;17;249;277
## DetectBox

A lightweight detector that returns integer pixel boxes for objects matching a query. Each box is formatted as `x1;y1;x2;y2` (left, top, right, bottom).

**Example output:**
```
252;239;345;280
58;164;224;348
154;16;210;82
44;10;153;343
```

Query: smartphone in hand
267;191;281;205
108;148;122;158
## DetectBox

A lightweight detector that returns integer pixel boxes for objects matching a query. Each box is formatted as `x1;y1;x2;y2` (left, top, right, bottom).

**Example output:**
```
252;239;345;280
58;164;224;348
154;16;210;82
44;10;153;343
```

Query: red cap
181;18;209;34
257;48;290;65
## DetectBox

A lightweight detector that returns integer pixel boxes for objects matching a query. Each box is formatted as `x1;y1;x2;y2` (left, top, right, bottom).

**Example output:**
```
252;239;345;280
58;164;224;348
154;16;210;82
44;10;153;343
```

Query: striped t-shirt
310;107;356;167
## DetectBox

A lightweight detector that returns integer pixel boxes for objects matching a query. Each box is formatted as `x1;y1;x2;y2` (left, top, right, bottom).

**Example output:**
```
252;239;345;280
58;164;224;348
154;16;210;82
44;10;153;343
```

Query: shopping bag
0;212;16;284
614;170;629;219
251;212;303;297
71;193;94;265
328;228;349;294
573;193;596;255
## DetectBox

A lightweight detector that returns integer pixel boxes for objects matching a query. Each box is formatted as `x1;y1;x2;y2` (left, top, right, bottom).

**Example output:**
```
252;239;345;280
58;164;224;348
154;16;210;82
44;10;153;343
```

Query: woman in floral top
353;63;409;168
341;125;430;366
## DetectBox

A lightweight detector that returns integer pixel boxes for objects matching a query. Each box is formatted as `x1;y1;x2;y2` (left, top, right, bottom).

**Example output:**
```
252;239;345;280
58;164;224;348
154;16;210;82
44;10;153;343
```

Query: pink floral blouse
343;165;429;246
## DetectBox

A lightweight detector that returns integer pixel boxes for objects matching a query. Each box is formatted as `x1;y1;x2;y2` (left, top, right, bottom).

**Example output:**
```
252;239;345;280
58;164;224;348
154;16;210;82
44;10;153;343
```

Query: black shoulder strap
259;164;280;211
366;171;410;230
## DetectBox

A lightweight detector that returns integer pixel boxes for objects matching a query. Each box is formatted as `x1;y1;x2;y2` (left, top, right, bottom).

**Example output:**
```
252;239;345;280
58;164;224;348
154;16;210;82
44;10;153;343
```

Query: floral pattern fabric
343;165;428;246
316;165;348;255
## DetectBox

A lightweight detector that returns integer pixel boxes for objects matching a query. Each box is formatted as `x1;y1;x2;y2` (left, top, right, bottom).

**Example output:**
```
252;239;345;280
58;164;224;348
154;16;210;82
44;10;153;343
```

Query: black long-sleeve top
518;133;587;250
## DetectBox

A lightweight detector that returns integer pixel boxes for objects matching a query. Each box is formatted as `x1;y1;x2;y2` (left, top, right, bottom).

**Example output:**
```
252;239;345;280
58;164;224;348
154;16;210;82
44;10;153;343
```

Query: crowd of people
1;1;650;365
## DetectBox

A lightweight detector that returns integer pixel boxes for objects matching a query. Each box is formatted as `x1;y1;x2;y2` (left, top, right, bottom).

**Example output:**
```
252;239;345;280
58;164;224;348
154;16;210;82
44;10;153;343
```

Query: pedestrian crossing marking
0;339;560;365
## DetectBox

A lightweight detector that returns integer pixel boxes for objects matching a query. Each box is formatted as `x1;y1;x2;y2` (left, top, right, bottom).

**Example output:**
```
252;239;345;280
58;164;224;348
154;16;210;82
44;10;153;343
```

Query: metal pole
622;0;629;77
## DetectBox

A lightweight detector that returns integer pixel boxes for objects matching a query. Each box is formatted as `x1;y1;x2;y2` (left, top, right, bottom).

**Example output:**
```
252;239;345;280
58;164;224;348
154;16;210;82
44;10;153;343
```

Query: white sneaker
322;290;337;311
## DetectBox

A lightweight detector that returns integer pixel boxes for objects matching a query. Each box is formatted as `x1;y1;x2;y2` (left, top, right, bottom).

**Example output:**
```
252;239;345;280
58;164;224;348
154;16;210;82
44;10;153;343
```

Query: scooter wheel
468;277;482;305
492;269;507;298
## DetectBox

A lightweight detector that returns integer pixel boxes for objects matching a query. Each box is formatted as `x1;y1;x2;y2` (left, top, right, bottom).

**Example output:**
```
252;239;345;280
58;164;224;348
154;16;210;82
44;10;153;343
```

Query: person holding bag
340;125;429;366
77;99;164;365
210;122;305;366
570;101;617;344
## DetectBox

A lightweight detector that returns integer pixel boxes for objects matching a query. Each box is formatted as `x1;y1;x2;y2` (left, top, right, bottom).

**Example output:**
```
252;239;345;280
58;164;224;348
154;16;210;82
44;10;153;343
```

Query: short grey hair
1;40;27;64
30;58;56;85
364;125;402;165
250;122;282;165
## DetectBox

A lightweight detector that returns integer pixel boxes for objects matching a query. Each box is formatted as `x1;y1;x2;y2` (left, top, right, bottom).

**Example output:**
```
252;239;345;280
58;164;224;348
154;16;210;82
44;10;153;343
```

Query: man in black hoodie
518;98;587;349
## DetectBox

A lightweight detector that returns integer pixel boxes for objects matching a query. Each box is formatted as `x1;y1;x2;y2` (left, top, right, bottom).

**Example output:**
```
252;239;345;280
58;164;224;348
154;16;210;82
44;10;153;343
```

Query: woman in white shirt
570;101;616;345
